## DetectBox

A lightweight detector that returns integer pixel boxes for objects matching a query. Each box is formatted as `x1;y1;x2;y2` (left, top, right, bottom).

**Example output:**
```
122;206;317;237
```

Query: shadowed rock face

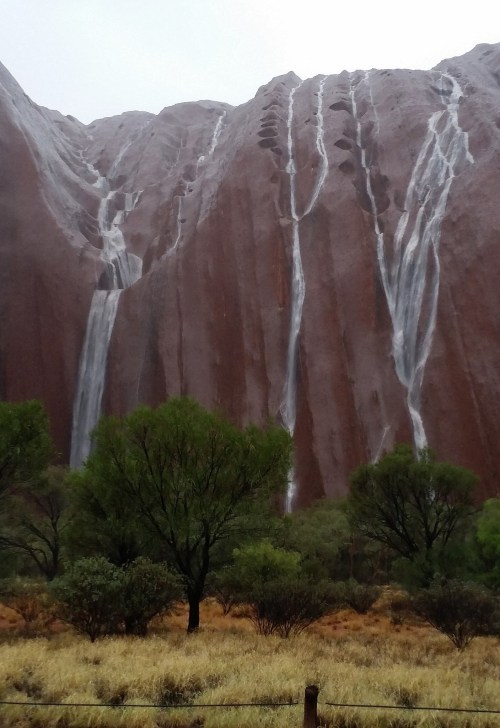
1;43;500;505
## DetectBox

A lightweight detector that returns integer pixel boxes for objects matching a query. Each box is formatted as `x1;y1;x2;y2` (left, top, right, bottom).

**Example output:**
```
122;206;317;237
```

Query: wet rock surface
1;43;500;503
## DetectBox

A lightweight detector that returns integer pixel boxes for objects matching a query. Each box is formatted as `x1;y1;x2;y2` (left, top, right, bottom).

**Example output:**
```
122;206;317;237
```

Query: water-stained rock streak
70;148;143;467
281;76;329;510
353;71;474;450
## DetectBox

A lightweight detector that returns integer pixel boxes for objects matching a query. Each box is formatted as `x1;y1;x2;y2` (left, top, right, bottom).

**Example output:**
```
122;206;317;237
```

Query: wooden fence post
303;684;319;728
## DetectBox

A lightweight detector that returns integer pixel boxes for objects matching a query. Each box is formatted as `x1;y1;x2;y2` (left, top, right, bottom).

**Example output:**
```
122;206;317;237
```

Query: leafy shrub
50;557;125;641
122;558;181;635
210;568;242;615
336;579;381;614
242;578;337;637
410;579;500;650
51;556;181;640
474;497;500;589
221;541;339;637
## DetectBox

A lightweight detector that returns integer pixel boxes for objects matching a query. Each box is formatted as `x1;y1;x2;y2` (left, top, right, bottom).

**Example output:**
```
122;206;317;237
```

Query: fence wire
0;698;299;709
323;700;500;715
0;697;499;715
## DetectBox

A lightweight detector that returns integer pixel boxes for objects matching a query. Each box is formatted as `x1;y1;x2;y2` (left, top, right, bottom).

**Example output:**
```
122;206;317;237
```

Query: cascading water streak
352;71;473;450
98;189;143;287
164;195;184;258
208;110;226;156
282;77;329;511
197;110;226;166
69;291;121;467
70;144;143;468
302;77;329;217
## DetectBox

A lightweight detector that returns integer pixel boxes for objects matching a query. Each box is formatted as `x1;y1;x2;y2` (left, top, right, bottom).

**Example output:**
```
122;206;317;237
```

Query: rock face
1;43;500;505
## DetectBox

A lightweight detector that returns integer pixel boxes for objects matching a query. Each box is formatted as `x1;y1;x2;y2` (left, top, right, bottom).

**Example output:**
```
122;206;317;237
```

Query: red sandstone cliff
1;43;499;504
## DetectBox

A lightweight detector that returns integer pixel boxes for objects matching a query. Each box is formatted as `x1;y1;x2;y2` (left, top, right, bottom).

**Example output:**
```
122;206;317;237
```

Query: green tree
0;400;53;501
279;499;351;580
75;397;292;632
348;444;476;586
65;467;148;567
278;498;390;583
474;497;500;589
0;466;68;580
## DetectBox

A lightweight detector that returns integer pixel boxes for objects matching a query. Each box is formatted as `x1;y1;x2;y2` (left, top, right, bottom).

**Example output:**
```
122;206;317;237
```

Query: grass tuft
0;599;497;727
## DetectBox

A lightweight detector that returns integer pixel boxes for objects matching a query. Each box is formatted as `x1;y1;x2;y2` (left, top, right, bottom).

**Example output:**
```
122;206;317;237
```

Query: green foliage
0;401;53;497
65;468;148;567
122;558;181;635
410;579;500;650
232;540;302;585
243;578;336;637
348;444;476;586
0;466;69;580
474;497;500;589
210;568;243;615
278;498;390;584
221;541;337;637
0;402;58;579
336;579;381;614
279;499;351;580
76;398;292;631
51;557;125;641
51;556;180;641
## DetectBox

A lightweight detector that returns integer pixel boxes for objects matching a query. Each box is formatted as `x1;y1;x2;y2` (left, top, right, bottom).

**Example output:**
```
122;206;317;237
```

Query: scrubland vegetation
0;598;499;728
0;398;499;726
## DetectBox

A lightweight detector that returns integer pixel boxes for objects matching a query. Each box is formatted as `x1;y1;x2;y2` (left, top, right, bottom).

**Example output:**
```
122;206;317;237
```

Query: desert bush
122;558;181;635
242;578;337;637
223;541;338;637
388;592;414;626
210;568;242;615
50;556;125;641
474;496;500;589
410;579;500;650
51;556;181;640
336;579;381;614
0;577;53;626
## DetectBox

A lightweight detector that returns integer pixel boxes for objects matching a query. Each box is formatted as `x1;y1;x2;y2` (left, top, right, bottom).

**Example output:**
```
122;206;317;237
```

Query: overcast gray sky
1;0;498;124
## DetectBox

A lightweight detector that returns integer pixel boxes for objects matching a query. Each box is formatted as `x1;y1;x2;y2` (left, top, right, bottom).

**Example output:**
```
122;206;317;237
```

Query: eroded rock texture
1;43;500;504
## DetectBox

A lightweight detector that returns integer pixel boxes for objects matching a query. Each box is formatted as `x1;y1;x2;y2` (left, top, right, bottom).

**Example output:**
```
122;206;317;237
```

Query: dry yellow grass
0;599;498;727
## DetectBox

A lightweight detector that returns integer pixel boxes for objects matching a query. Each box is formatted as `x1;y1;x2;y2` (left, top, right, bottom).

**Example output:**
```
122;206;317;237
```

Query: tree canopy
0;400;56;577
73;397;292;631
0;466;68;579
0;400;53;499
348;444;477;585
474;497;500;589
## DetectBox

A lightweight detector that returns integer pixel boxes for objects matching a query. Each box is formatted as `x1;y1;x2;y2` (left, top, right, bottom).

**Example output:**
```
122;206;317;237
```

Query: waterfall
352;71;473;451
97;189;142;287
163;195;184;258
70;149;143;468
208;110;226;156
69;291;121;467
282;77;329;511
197;110;226;166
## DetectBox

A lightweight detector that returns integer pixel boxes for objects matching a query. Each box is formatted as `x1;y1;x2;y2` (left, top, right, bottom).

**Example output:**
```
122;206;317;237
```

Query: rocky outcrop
1;43;500;505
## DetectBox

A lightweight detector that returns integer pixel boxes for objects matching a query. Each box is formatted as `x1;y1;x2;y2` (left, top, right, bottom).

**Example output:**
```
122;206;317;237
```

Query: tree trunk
187;592;201;633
